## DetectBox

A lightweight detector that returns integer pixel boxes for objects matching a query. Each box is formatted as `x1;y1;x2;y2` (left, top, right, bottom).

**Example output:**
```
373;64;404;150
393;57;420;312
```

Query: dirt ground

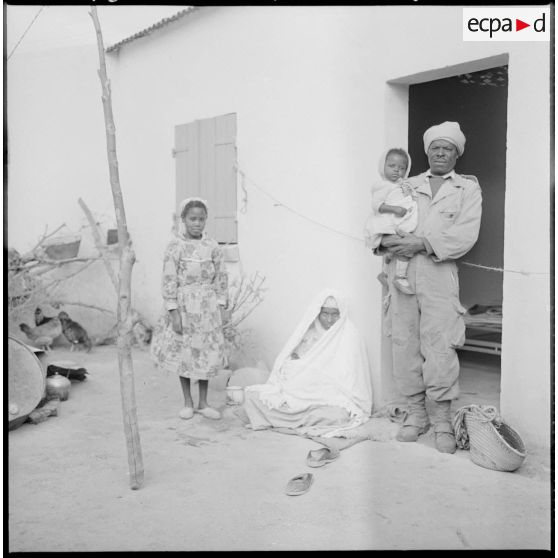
8;345;551;551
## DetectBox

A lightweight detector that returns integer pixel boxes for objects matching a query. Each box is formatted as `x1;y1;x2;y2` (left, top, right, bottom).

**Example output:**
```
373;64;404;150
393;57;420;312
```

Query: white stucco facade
8;6;551;448
7;44;115;247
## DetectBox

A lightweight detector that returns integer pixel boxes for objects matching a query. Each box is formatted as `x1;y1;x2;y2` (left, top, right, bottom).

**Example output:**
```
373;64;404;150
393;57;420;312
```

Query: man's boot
432;400;457;454
396;392;431;442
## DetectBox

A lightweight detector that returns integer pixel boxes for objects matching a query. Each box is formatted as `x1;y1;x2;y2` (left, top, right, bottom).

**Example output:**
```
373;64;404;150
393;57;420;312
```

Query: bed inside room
455;159;505;410
407;65;509;410
456;272;503;410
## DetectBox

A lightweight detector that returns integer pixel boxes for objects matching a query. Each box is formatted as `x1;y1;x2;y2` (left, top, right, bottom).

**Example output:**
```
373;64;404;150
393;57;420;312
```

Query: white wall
7;44;116;252
96;6;548;445
106;6;387;408
499;50;551;448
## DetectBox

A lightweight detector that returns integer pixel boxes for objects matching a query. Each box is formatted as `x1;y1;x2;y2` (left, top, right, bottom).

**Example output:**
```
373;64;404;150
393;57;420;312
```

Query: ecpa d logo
463;7;550;42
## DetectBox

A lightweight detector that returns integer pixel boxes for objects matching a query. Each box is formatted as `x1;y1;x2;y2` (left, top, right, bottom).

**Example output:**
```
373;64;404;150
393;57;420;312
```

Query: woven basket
43;234;81;260
464;413;526;472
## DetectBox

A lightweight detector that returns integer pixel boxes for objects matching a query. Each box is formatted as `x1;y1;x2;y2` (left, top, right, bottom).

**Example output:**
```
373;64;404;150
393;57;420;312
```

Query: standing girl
151;197;229;420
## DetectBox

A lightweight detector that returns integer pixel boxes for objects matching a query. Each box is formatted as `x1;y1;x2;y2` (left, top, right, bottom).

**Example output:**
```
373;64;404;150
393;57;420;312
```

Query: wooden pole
89;6;144;490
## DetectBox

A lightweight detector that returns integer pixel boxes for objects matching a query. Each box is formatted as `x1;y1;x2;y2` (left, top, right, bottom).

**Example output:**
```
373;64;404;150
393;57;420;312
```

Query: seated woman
243;289;373;438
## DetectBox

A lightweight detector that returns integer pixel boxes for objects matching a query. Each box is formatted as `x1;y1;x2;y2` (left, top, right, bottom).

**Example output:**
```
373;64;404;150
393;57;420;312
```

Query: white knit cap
423;121;466;156
179;197;208;217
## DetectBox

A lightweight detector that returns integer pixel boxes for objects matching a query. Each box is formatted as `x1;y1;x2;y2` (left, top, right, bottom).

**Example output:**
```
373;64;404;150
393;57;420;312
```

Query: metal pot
226;386;245;406
46;372;71;401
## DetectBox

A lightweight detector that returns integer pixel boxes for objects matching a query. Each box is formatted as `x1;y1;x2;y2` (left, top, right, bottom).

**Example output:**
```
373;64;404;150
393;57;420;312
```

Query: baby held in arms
364;147;418;294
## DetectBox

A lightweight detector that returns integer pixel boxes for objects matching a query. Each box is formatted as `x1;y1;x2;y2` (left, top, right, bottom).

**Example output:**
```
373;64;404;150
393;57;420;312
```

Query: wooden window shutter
174;113;237;243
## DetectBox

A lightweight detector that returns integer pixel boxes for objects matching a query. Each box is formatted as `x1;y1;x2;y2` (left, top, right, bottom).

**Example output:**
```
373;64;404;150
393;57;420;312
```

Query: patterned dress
150;235;228;380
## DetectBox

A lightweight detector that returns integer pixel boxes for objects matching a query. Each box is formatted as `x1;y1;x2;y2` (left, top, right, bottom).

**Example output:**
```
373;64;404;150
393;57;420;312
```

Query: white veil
247;289;373;435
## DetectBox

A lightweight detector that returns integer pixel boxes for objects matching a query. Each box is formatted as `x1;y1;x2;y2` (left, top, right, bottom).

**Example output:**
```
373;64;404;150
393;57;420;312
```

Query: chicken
19;318;63;352
58;311;92;352
19;325;54;351
34;307;56;326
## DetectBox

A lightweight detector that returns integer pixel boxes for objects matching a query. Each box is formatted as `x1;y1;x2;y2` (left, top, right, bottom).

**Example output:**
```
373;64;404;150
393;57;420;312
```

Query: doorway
407;65;508;408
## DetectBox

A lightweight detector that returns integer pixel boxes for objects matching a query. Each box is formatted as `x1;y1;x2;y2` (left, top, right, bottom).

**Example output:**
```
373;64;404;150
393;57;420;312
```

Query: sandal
196;406;221;420
306;447;340;468
178;407;194;420
285;473;314;496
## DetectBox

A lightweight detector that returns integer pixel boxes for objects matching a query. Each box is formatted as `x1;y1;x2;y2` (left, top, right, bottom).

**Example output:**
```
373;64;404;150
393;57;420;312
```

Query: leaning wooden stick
78;198;119;290
90;6;144;490
79;197;150;342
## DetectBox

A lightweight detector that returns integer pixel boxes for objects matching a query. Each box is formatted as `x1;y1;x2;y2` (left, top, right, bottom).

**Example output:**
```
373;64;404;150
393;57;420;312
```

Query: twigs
26;223;67;256
229;273;246;311
229;274;266;328
223;272;266;348
9;260;95;308
8;238;101;321
11;257;99;273
228;272;266;319
51;300;115;315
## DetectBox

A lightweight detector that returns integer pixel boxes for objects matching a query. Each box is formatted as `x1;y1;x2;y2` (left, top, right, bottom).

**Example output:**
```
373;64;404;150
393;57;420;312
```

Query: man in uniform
379;121;482;453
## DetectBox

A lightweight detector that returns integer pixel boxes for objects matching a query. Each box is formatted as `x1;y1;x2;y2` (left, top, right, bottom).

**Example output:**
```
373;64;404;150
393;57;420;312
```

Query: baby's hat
378;148;412;180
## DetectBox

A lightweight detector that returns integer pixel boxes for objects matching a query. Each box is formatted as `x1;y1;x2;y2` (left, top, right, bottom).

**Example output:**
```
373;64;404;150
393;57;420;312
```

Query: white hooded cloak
245;289;373;437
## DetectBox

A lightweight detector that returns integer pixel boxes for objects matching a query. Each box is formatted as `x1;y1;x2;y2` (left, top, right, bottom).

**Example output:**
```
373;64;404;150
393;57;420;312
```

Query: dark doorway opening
407;65;508;407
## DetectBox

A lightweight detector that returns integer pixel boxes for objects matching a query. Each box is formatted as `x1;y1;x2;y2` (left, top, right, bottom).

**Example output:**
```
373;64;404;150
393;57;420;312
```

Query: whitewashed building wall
9;6;549;448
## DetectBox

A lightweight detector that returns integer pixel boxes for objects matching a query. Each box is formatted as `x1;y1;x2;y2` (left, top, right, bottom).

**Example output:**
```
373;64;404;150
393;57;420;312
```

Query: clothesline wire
234;163;550;277
235;164;363;243
459;261;548;275
7;6;47;61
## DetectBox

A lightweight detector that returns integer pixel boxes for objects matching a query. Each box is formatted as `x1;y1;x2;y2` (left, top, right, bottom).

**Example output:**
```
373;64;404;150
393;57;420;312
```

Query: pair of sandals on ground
178;405;220;420
285;446;340;496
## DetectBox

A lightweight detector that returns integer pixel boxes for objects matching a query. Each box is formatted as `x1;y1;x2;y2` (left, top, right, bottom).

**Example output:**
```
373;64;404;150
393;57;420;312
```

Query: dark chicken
34;307;56;326
58;311;92;352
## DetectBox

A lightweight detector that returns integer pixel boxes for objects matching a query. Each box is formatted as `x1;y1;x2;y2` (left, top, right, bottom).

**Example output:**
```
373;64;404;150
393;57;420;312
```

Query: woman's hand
169;309;183;334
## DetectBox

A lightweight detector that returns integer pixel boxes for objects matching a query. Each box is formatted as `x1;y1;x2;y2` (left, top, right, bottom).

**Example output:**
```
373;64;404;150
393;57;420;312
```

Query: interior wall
407;67;508;309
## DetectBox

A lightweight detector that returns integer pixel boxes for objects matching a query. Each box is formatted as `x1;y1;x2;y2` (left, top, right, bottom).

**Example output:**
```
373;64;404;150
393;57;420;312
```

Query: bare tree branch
9;256;101;273
52;300;116;315
90;5;143;490
27;223;66;254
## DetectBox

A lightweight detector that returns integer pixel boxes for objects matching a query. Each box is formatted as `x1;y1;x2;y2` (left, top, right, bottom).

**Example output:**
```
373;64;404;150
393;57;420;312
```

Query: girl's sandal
179;407;194;420
196;406;221;420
